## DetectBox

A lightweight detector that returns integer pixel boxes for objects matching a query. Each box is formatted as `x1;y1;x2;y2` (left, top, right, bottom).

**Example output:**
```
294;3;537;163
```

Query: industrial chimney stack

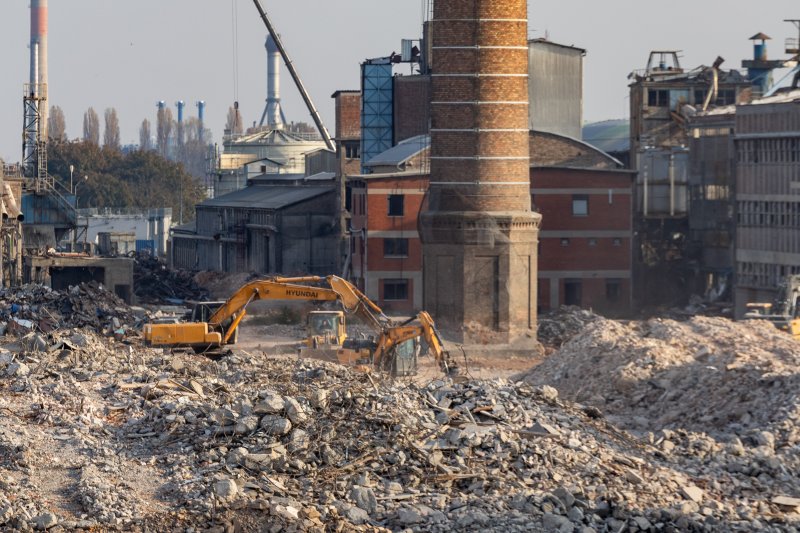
420;0;541;343
30;0;48;138
260;34;285;130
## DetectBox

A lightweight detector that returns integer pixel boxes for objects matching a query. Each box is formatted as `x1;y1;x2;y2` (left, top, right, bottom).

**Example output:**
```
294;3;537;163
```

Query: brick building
347;131;634;316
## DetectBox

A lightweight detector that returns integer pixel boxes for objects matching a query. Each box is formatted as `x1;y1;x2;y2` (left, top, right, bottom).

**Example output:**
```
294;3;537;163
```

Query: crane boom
251;0;335;151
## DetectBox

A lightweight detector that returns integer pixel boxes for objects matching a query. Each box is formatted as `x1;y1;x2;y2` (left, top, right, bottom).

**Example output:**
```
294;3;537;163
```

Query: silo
420;0;541;343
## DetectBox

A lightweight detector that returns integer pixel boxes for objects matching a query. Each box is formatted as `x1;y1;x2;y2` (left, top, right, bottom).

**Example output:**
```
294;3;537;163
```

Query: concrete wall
78;208;172;257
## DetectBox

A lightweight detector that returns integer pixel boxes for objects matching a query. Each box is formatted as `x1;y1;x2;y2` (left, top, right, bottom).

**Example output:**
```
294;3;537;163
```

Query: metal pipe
30;0;48;136
251;0;334;151
261;35;284;129
669;152;675;216
643;169;649;217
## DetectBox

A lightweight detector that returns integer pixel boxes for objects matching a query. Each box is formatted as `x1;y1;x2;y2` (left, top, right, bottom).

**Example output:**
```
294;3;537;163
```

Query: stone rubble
0;283;798;531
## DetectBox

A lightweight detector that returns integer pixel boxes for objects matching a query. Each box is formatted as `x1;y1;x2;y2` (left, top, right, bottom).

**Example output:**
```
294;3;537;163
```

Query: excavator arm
144;275;389;350
371;311;457;375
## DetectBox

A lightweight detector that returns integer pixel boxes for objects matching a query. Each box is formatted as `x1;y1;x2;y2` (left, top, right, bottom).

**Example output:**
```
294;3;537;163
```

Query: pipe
260;35;284;129
251;0;334;151
3;184;24;222
669;153;675;216
30;0;48;137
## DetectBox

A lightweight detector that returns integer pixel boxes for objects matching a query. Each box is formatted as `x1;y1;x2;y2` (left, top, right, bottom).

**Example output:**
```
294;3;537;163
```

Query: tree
226;105;243;135
48;105;67;142
157;107;174;158
103;108;120;150
83;108;100;145
139;119;152;151
180;117;213;178
47;140;205;220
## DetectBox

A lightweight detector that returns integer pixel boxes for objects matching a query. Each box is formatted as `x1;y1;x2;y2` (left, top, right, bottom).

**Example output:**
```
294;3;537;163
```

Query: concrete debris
537;306;600;349
0;281;144;336
134;256;208;304
0;304;799;531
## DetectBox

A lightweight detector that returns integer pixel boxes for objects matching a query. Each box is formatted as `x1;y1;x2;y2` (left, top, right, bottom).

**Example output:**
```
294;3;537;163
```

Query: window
648;89;669;107
588;238;598;247
344;141;360;159
560;238;570;247
383;279;409;301
383;238;409;257
388;194;404;216
572;195;589;216
612;238;622;247
564;280;582;306
606;279;622;302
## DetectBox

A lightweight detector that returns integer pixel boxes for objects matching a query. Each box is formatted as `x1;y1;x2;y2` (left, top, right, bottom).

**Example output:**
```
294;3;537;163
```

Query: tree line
47;104;212;181
46;105;207;222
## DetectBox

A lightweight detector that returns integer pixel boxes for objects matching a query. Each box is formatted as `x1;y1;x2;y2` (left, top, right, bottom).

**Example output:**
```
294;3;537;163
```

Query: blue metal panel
136;239;156;253
361;62;394;173
21;192;76;226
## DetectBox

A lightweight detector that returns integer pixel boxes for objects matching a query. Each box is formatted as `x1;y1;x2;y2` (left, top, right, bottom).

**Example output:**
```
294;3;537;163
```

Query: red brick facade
532;167;634;316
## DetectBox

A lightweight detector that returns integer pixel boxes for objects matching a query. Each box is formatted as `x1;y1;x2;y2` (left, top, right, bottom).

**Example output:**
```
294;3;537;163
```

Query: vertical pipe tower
30;0;48;138
260;34;284;129
420;0;541;343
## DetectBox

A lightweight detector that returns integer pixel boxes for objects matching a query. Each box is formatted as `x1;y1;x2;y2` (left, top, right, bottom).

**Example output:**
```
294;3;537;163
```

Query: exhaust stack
260;34;285;129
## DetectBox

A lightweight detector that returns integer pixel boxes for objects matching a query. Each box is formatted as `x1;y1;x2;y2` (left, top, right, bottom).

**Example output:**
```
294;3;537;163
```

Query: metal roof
365;135;430;168
198;186;333;210
226;129;322;146
582;120;631;154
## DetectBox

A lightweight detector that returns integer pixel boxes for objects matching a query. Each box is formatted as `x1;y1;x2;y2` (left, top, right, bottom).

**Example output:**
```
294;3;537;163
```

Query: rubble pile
134;257;209;304
0;282;143;336
519;316;800;437
1;327;799;531
537;306;600;348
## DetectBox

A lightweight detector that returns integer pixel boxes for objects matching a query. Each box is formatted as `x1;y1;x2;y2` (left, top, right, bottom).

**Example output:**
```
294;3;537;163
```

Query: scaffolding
22;83;47;181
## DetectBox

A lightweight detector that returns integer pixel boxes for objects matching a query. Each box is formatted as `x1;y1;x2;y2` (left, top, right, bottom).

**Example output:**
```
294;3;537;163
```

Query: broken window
572;195;589;217
383;279;409;301
383;238;409;257
647;89;669;107
344;141;360;159
388;195;405;217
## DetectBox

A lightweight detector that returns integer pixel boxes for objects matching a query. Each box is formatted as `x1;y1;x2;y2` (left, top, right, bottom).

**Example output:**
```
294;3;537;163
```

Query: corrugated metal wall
528;42;583;139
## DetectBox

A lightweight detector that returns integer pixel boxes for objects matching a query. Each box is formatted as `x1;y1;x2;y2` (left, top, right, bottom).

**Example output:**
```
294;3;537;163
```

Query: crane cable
231;0;240;102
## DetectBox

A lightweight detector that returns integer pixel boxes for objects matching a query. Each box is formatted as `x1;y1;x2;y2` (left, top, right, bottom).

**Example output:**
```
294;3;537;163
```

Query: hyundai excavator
143;276;457;376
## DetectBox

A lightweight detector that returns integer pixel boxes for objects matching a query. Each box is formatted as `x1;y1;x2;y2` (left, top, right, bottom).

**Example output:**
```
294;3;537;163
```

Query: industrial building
530;132;634;316
208;34;330;198
734;89;800;316
170;184;338;275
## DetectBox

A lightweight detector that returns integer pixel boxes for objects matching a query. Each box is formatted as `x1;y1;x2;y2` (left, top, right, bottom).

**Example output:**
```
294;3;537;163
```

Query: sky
0;0;798;162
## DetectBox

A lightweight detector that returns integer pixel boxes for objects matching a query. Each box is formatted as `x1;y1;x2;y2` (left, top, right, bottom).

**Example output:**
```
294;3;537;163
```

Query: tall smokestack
196;101;206;143
30;0;48;138
260;34;284;129
420;0;541;343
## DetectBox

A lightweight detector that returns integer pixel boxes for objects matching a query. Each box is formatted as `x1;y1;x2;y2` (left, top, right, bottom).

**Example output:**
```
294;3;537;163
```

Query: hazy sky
1;1;797;161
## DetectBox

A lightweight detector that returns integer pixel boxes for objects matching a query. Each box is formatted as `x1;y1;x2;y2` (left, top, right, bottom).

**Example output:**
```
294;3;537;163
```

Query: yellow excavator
143;275;457;376
744;274;800;339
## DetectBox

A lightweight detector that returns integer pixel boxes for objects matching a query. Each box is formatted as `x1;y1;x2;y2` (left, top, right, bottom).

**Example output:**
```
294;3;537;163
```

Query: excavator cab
305;311;346;348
